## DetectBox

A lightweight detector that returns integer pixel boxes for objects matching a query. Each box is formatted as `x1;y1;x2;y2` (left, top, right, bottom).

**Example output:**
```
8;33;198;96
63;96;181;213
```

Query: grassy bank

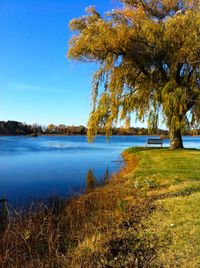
1;148;200;267
124;147;200;267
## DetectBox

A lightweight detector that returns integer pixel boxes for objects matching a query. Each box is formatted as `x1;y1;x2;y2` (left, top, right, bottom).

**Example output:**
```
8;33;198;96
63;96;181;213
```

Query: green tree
68;0;200;149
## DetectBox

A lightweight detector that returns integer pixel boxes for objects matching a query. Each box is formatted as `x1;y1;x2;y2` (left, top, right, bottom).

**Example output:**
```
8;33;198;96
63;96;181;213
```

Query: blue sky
0;0;147;127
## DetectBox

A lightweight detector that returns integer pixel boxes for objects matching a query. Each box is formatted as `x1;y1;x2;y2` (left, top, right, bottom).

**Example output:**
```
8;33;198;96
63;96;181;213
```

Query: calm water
0;135;200;206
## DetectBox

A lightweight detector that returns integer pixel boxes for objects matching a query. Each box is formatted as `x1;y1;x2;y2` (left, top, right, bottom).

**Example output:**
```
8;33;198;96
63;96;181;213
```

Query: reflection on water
0;135;200;207
86;169;97;191
102;166;110;185
86;167;110;191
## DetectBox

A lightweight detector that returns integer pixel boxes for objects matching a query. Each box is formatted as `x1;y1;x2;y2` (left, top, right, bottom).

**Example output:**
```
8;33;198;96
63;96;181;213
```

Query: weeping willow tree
68;0;200;149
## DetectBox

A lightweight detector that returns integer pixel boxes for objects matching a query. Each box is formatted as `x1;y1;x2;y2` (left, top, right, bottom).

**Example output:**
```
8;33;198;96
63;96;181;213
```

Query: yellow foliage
68;0;200;146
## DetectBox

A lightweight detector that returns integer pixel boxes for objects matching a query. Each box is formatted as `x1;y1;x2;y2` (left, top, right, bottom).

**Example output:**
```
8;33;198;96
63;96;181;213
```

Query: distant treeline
0;121;42;135
0;120;199;136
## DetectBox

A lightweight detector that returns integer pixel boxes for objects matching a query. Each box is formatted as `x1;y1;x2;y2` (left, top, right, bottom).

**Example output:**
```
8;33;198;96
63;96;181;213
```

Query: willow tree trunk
169;129;184;149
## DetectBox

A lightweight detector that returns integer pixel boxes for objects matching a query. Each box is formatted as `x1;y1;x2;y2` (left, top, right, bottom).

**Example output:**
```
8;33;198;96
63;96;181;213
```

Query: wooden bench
146;138;163;147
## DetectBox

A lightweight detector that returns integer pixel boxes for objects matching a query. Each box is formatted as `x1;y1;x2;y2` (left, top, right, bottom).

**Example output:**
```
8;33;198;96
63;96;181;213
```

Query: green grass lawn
124;147;200;267
1;147;200;267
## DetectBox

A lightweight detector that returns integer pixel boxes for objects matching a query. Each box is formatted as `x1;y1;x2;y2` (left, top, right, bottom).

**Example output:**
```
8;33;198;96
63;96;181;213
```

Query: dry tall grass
0;154;157;267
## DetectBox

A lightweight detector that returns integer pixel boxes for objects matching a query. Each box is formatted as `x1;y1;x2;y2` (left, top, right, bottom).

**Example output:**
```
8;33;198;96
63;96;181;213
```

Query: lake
1;135;200;206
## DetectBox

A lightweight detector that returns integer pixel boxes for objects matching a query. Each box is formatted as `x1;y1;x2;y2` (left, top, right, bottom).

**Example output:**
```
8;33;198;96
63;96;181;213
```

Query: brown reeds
0;154;156;267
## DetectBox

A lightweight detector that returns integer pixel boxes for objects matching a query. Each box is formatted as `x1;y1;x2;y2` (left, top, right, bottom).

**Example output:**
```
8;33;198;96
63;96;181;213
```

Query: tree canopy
68;0;200;148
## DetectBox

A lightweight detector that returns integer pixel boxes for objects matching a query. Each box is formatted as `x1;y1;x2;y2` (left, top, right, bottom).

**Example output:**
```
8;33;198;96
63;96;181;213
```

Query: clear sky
0;0;147;127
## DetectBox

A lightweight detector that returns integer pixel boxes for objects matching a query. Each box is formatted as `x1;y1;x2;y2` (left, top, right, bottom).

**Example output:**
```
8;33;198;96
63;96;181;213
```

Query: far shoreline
2;133;200;137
